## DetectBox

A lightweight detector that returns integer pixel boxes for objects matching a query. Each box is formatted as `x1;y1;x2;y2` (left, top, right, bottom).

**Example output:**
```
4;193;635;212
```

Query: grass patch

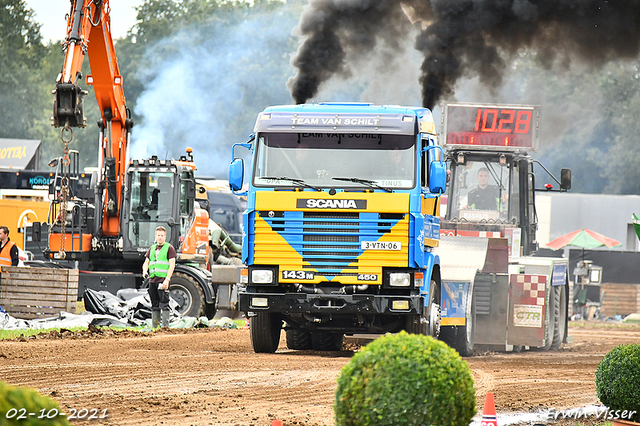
233;318;248;329
0;325;147;340
0;317;246;340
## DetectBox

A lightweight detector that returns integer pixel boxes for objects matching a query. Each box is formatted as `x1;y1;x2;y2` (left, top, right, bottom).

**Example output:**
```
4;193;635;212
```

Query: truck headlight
251;269;274;284
389;272;411;287
251;297;269;307
391;300;410;311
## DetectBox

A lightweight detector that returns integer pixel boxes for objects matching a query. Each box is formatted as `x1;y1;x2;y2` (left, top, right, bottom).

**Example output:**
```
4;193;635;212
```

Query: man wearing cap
142;226;176;328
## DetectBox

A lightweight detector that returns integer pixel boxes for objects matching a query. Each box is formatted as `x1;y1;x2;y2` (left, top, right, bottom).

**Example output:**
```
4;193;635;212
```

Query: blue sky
25;0;144;42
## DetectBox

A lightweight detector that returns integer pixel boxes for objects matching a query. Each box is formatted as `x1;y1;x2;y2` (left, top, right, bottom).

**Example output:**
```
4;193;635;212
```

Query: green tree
0;0;46;139
29;40;101;169
0;1;99;169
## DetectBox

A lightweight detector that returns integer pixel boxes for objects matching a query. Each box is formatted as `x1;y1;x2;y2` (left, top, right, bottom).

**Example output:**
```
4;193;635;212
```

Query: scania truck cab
229;103;447;353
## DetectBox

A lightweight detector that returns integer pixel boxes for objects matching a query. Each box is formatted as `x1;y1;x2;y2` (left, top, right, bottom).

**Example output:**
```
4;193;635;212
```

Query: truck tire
440;293;475;357
169;272;205;318
286;329;312;350
250;312;282;353
551;285;567;350
406;280;441;338
310;332;343;351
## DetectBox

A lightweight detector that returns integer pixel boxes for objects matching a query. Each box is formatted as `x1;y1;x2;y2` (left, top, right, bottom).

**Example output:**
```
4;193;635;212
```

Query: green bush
595;343;640;422
0;381;71;426
335;331;476;426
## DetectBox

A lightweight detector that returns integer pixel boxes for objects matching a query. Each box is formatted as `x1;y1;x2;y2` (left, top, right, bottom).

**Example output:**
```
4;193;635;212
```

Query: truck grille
256;211;406;278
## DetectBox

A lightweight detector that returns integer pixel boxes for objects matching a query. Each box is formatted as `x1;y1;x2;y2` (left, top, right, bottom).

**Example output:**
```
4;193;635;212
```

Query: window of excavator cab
180;171;193;216
129;171;174;216
179;171;194;240
127;171;174;248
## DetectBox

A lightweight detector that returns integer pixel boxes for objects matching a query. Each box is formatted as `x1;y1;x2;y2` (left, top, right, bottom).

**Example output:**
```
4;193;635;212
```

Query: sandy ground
1;322;639;426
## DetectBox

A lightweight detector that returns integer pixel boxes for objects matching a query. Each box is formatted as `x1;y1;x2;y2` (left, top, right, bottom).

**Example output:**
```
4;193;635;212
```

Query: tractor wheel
250;312;282;353
286;329;312;350
551;285;567;350
169;272;205;318
543;286;557;350
310;332;343;351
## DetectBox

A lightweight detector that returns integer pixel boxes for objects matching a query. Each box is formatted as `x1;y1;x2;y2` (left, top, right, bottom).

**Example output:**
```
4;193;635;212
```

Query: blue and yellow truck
228;103;447;352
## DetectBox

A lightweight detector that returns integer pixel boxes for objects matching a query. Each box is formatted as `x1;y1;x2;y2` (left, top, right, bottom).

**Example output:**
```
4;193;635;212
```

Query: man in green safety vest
142;226;176;327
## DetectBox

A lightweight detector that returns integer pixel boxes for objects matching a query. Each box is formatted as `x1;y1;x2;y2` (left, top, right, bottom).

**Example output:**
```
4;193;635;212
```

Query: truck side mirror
229;158;245;193
560;168;571;191
429;161;446;194
32;222;42;242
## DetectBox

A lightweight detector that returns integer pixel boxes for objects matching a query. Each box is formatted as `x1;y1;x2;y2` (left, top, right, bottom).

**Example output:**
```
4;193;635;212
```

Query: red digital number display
444;104;539;151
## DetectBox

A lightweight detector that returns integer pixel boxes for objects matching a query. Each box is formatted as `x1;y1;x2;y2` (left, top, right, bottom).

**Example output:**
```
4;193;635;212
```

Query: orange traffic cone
271;420;282;426
244;318;250;329
481;392;498;426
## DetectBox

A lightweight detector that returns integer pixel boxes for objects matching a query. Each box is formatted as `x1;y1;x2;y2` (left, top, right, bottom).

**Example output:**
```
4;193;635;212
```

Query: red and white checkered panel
508;274;548;346
516;274;547;306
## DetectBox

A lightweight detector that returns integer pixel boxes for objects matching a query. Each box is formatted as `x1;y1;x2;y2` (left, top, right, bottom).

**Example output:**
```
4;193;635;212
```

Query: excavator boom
52;0;132;237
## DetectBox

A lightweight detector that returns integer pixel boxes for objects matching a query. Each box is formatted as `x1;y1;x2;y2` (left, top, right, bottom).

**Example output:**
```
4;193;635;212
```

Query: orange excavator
41;0;218;318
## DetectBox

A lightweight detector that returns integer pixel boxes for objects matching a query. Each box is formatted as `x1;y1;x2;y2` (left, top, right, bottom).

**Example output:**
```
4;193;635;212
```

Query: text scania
290;117;380;126
297;199;367;209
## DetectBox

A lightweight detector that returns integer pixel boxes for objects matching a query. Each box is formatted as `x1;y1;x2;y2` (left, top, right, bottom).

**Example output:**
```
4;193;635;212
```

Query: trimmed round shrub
595;343;640;422
0;381;71;426
335;331;476;426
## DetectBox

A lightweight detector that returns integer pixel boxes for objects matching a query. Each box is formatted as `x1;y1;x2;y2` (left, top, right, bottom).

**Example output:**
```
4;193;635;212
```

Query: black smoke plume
288;0;640;109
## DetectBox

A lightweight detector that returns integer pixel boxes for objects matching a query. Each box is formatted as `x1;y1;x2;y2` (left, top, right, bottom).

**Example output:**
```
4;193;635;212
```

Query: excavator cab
121;155;208;265
124;168;177;251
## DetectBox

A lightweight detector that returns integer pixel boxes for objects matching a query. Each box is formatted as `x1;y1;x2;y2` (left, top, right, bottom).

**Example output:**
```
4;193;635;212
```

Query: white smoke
130;7;300;176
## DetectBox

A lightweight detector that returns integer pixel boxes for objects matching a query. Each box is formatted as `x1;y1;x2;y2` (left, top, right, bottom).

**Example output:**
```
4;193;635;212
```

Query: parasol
546;228;621;257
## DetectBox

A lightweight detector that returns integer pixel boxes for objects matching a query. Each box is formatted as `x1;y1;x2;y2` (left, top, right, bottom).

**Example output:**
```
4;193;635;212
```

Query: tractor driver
467;167;506;211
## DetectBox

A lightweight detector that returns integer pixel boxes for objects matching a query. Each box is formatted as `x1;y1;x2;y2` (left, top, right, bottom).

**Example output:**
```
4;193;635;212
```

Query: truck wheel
250;312;282;353
551;285;567;350
440;293;475;357
406;279;441;338
310;332;343;351
169;272;205;318
286;329;312;350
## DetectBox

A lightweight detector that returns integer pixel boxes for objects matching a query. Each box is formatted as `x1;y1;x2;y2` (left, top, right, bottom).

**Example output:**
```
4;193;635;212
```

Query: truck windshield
127;171;175;247
253;132;416;189
447;158;517;222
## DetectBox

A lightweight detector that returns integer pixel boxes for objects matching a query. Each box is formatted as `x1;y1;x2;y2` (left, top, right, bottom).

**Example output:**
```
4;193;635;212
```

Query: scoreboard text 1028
442;104;540;151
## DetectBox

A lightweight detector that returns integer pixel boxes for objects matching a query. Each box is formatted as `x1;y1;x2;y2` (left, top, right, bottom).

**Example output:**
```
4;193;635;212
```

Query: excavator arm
52;0;133;237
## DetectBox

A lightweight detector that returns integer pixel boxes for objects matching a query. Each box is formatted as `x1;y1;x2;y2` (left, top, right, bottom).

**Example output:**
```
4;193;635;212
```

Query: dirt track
1;323;639;426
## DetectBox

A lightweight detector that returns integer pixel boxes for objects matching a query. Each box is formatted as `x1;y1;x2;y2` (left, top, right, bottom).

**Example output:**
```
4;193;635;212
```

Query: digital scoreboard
442;103;540;151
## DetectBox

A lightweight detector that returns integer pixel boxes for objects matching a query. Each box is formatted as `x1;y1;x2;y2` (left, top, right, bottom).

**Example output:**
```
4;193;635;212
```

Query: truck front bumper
239;292;424;315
